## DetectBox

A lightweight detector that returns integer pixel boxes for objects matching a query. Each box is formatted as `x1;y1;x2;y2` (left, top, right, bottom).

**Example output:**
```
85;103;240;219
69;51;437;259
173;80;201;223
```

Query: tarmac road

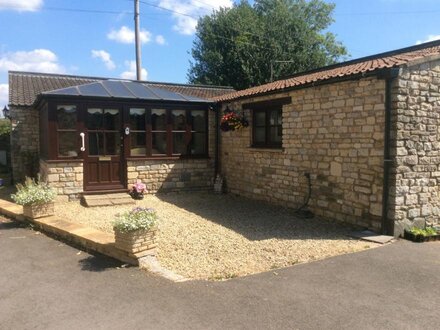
1;218;439;330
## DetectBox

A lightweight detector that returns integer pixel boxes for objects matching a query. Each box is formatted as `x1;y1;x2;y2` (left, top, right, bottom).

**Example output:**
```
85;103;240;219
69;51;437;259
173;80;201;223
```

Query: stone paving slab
82;193;135;207
350;230;394;244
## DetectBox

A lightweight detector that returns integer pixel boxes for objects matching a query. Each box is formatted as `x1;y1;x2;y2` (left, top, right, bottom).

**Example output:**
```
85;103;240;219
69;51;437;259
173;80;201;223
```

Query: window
252;107;282;148
128;108;207;157
57;105;77;157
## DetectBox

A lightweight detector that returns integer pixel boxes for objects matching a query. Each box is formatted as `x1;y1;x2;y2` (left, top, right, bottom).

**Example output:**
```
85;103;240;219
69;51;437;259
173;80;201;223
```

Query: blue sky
1;0;440;109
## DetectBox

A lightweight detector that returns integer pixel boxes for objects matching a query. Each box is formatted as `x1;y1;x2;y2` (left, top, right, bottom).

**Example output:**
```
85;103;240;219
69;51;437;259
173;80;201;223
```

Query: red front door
83;107;125;191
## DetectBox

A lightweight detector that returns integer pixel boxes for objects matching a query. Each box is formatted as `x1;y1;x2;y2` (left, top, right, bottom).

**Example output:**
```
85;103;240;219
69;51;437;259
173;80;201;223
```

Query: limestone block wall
391;59;440;235
40;160;84;200
221;77;386;230
10;106;40;182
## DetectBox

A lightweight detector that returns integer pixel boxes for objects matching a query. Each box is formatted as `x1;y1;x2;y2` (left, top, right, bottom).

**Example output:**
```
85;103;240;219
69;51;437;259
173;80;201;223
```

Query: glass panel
130;108;146;130
87;108;102;130
103;109;120;130
152;132;167;155
172;110;186;130
270;126;282;143
191;110;206;132
88;132;104;155
105;132;120;155
57;105;76;129
254;127;265;143
130;132;146;156
173;133;187;155
270;109;282;125
255;111;266;126
190;132;206;155
152;109;166;131
58;131;77;157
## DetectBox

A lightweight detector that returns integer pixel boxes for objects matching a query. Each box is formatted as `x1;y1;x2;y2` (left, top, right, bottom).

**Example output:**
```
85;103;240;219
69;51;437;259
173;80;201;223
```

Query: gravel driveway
55;192;377;279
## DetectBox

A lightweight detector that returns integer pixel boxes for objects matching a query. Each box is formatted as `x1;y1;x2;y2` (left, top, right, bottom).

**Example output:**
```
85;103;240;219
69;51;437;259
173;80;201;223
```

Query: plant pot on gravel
11;176;57;219
113;207;158;258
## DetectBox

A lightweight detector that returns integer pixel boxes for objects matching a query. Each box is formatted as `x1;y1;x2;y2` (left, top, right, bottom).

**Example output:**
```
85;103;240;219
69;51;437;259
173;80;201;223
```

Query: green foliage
188;0;348;89
409;227;438;236
11;176;57;206
113;207;158;233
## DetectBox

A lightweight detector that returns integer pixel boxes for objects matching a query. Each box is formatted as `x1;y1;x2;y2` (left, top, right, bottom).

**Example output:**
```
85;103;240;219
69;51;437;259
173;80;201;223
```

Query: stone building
215;40;440;237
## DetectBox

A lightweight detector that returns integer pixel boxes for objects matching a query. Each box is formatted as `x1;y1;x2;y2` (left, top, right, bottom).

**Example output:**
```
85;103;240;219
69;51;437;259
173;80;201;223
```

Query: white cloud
158;0;233;35
91;50;115;70
0;84;8;109
0;49;65;73
107;26;152;44
416;34;440;45
155;35;166;45
0;0;42;11
120;61;148;80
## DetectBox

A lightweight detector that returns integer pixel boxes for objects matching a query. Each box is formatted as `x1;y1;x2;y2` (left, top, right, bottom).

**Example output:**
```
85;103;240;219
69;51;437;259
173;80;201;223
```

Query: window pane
172;110;186;130
87;108;102;130
152;132;167;154
103;109;120;130
173;133;187;155
57;105;76;129
254;127;265;143
58;131;77;157
130;108;146;130
190;132;206;155
88;132;104;155
130;132;146;156
191;110;206;132
270;109;282;125
270;126;282;143
152;109;166;131
255;111;266;126
105;132;120;155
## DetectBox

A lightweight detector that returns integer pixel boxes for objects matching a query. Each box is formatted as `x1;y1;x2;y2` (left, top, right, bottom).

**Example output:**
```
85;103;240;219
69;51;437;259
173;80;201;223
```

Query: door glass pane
152;109;166;131
88;132;104;155
57;105;76;129
172;110;186;130
191;110;206;132
173;133;187;155
254;127;265;143
87;108;102;130
130;108;146;130
103;109;120;130
270;126;282;143
58;131;77;157
130;132;146;156
190;132;206;155
152;132;167;155
105;132;120;155
255;111;266;126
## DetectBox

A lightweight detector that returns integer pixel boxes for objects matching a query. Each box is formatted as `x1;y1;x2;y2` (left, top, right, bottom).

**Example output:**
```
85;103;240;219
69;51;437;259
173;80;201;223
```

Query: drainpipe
380;68;399;235
213;104;220;177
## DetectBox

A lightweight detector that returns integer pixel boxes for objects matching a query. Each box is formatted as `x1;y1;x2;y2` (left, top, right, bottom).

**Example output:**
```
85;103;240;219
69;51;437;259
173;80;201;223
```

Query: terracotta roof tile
216;41;440;102
8;72;234;106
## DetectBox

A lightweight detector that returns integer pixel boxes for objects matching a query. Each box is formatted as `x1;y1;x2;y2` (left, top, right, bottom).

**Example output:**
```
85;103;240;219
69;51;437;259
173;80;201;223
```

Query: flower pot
114;227;157;258
23;202;55;219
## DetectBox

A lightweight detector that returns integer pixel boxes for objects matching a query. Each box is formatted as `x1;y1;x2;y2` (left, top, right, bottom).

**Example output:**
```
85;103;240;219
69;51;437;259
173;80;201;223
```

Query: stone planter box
23;202;55;219
114;227;157;258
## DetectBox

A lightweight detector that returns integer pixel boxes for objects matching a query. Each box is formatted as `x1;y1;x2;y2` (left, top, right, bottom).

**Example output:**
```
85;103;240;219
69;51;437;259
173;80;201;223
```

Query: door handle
80;132;85;151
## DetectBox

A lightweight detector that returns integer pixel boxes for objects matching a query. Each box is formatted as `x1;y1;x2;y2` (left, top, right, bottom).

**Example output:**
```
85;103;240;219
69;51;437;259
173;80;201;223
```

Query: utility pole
134;0;142;80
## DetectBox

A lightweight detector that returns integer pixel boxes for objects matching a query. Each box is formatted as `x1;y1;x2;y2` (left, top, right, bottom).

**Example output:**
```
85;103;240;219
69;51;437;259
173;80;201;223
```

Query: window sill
126;156;210;161
248;146;284;153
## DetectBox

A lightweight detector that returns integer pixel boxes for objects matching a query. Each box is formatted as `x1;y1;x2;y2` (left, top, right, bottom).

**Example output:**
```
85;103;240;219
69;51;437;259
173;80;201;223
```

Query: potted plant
129;180;146;200
113;207;158;257
11;177;57;219
404;226;440;242
220;108;249;132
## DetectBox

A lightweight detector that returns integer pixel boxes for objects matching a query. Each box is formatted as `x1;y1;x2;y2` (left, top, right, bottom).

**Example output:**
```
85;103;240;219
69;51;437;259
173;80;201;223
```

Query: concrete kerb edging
0;198;188;282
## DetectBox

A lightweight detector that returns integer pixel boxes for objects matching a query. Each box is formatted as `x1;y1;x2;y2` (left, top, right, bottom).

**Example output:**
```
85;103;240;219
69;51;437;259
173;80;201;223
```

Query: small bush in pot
11;176;57;219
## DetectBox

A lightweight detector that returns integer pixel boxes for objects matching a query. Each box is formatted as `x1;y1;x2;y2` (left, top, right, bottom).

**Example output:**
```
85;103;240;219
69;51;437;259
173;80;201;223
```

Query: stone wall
220;77;386;230
10;106;40;182
39;160;83;200
391;59;440;236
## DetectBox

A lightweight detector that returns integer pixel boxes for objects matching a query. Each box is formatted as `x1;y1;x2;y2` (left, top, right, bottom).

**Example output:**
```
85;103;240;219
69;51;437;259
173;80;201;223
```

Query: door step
81;193;135;207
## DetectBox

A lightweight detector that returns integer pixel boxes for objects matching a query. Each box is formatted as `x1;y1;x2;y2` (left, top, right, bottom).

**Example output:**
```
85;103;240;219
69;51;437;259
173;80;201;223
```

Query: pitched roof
215;40;440;102
9;71;234;106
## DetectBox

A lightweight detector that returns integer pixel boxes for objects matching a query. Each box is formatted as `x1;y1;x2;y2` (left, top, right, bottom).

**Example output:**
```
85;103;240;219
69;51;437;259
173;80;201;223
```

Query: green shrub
11;177;57;206
409;226;438;236
113;207;158;233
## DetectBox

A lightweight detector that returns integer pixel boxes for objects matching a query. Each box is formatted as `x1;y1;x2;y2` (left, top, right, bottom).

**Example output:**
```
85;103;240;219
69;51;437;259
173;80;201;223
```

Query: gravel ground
55;192;378;280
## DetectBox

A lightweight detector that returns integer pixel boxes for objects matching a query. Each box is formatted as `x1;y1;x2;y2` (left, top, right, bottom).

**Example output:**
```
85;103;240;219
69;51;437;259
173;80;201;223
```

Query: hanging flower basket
220;109;249;132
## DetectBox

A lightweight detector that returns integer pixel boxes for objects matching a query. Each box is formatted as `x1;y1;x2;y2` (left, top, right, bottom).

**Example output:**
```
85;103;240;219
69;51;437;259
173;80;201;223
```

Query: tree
188;0;347;90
